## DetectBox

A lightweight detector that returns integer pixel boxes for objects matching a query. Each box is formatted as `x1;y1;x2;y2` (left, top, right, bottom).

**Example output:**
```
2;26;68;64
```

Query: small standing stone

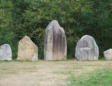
17;36;38;61
104;49;112;60
44;20;67;60
75;35;99;61
0;44;12;61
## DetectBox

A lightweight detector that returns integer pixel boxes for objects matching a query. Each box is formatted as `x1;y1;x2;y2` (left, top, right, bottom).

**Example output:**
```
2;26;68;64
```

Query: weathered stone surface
104;49;112;60
17;36;38;61
44;20;67;60
75;35;99;61
0;44;12;61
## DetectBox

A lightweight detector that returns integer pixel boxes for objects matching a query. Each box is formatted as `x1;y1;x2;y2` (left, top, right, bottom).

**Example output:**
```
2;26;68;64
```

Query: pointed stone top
20;35;31;41
45;20;66;35
46;20;61;30
50;20;59;25
23;35;29;39
19;35;37;47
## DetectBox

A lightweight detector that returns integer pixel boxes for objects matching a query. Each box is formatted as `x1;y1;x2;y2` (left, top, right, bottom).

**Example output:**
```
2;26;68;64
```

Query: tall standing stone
0;44;12;61
75;35;99;61
17;36;38;61
44;20;67;60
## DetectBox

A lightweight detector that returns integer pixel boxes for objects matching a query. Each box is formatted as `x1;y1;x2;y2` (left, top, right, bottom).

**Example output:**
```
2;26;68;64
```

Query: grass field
0;60;112;86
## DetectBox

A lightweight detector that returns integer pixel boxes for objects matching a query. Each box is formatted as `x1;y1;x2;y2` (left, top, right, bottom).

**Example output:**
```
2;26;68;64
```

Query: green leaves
0;0;112;59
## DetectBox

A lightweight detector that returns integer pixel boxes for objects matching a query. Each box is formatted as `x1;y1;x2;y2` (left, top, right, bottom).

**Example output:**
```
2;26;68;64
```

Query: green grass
67;69;112;86
0;60;112;86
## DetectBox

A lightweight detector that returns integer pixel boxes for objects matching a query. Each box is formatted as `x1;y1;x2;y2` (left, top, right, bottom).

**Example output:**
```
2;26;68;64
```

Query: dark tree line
0;0;112;59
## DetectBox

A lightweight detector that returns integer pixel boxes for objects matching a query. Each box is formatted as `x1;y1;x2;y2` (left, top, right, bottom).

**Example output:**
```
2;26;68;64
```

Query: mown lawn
0;60;112;86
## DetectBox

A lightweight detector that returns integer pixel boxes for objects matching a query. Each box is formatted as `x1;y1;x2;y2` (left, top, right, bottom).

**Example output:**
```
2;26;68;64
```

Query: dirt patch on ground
0;60;112;86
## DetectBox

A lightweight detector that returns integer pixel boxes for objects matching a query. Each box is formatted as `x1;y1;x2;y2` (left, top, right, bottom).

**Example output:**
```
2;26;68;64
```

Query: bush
0;0;112;59
0;27;17;59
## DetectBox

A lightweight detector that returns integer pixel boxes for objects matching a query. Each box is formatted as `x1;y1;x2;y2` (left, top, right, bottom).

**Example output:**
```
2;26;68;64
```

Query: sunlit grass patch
67;68;112;86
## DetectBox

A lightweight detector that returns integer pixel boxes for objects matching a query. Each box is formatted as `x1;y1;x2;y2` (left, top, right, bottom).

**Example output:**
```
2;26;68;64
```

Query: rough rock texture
17;36;38;61
44;20;67;60
0;44;12;61
104;49;112;60
75;35;99;61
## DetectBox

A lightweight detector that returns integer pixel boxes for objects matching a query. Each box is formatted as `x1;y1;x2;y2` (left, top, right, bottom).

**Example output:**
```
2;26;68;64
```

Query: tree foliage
0;0;112;59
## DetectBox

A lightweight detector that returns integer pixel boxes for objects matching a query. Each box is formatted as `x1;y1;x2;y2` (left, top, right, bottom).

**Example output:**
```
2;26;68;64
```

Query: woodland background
0;0;112;59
